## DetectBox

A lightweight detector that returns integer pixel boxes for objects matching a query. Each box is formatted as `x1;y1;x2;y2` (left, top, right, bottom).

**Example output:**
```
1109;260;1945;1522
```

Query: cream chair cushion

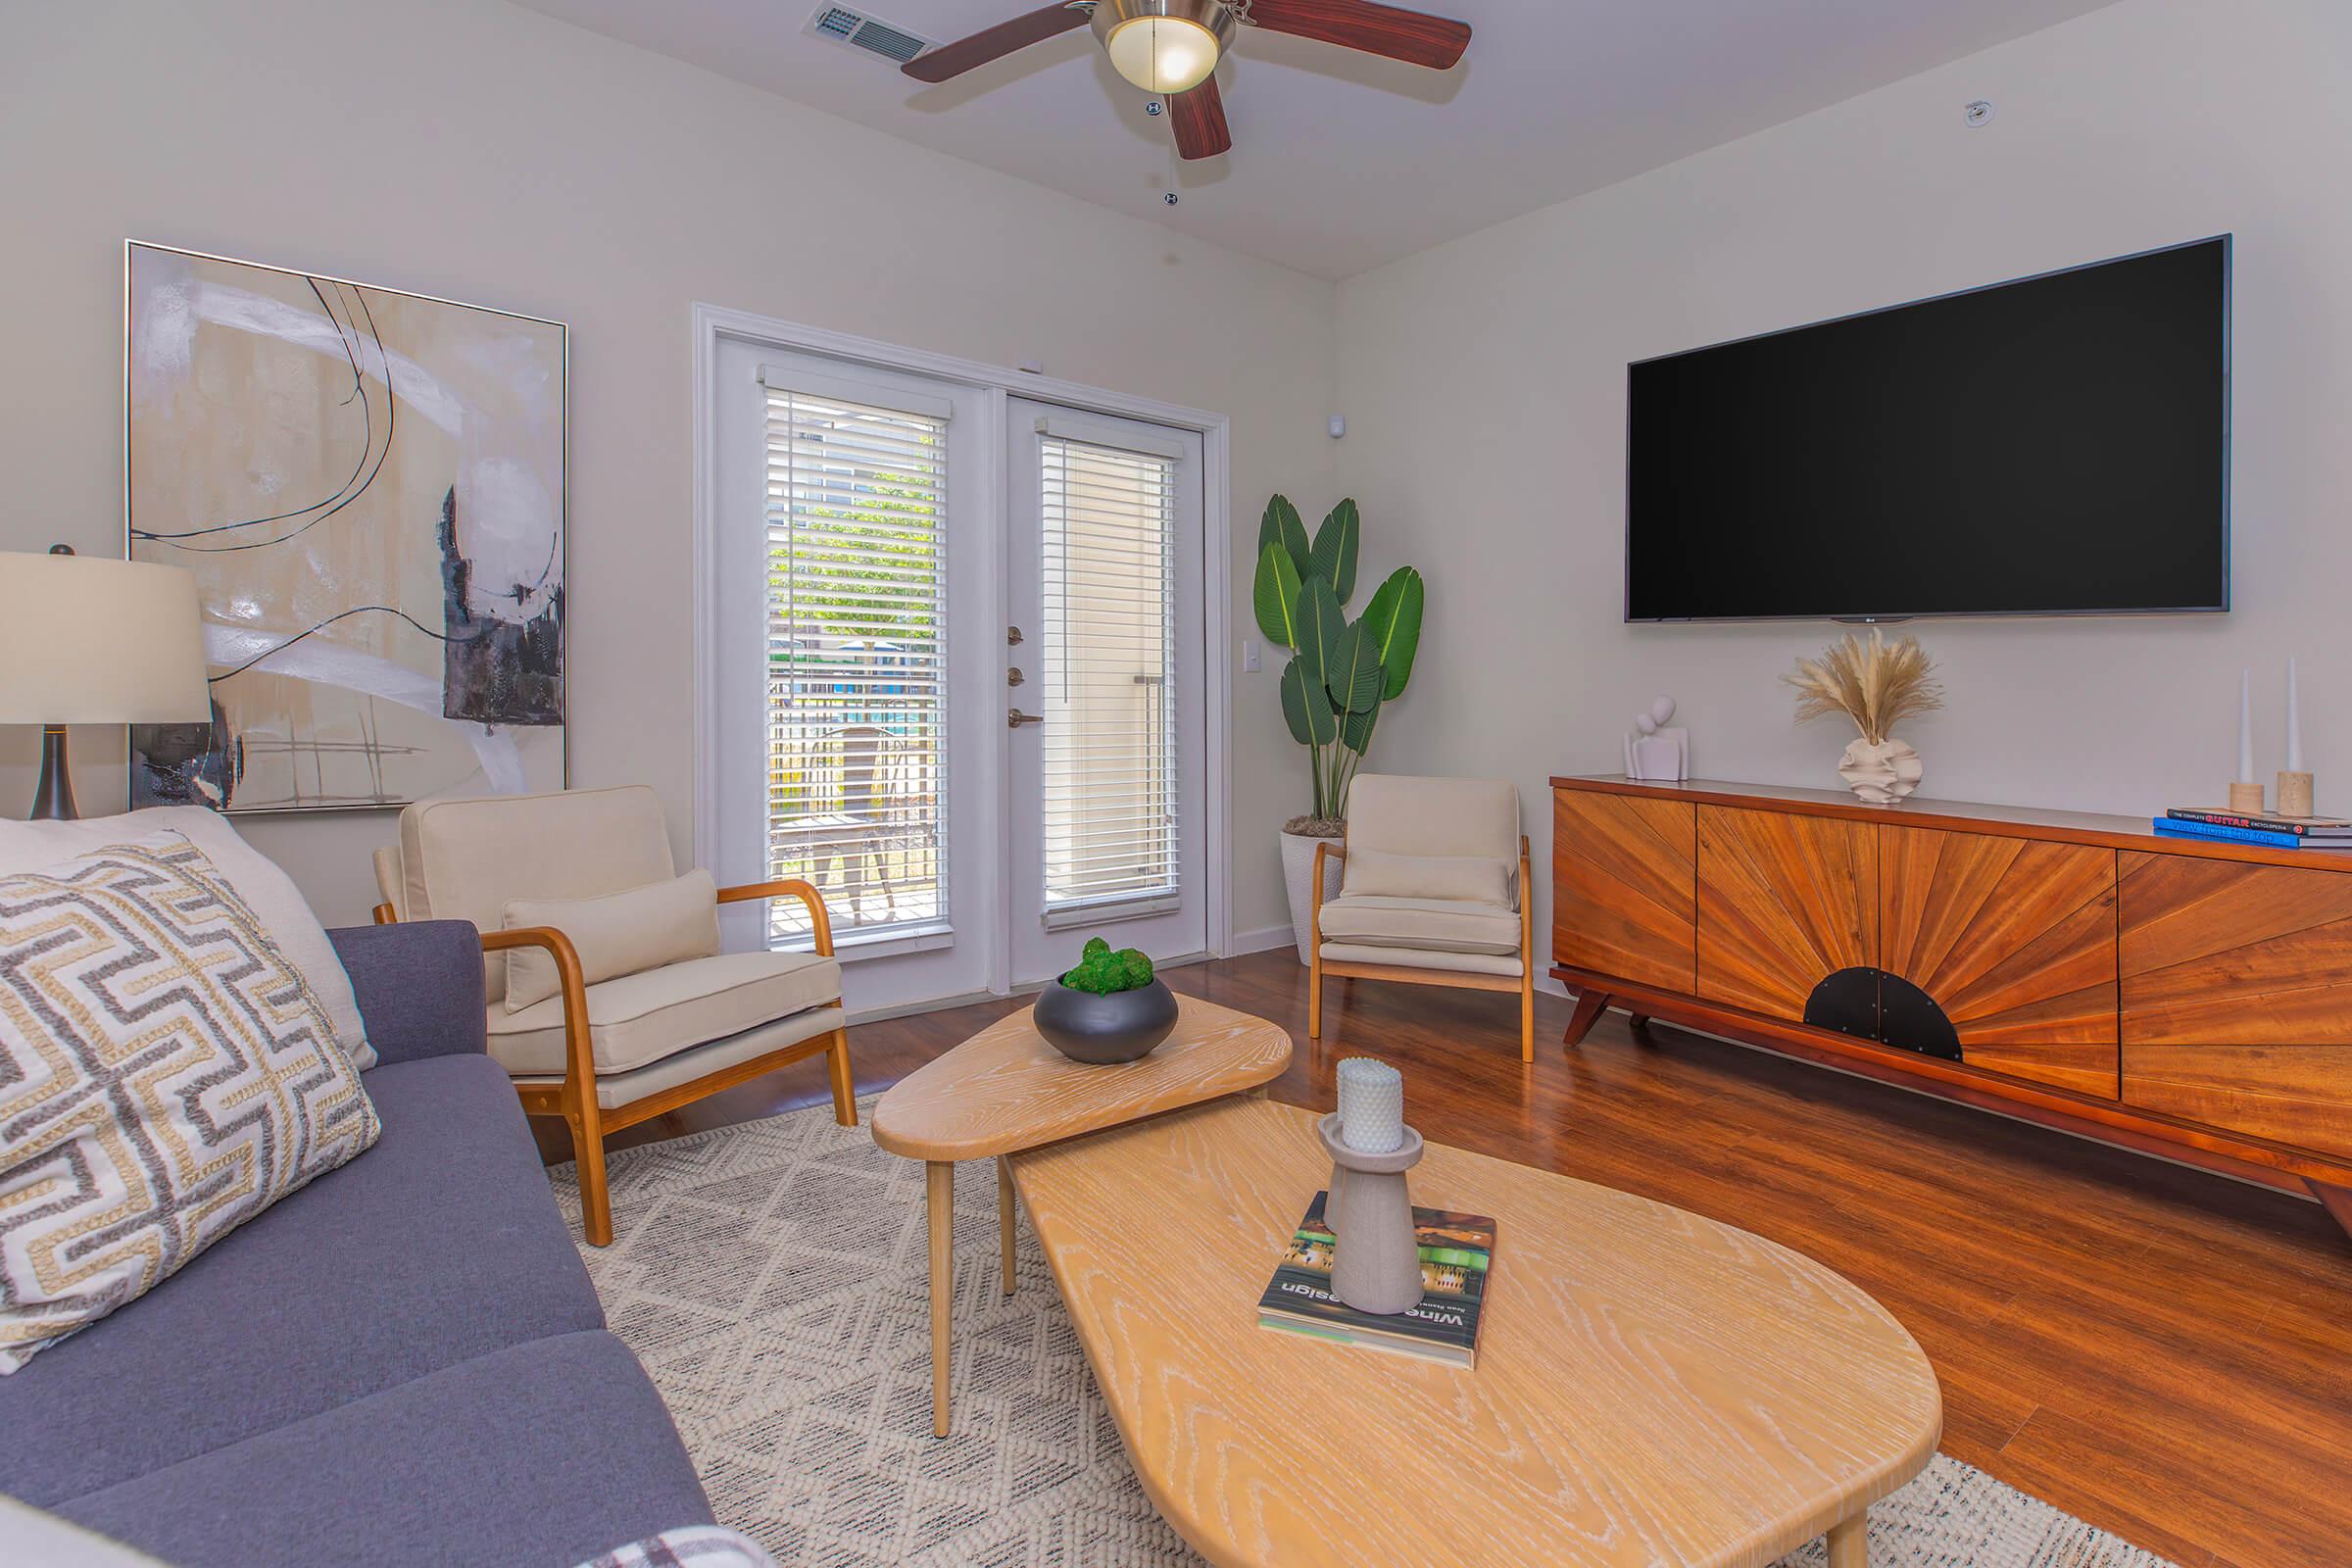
518;1006;848;1112
1319;941;1524;978
396;786;677;1002
1317;894;1522;956
1346;775;1520;861
501;869;721;1011
1340;848;1513;906
486;950;843;1078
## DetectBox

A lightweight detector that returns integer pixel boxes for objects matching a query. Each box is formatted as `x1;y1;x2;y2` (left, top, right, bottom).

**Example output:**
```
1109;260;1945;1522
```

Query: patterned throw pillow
576;1527;780;1568
0;831;381;1373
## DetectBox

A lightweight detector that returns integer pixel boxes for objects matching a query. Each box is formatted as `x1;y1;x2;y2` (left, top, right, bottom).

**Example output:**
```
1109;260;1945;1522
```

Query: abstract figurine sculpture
1623;695;1690;782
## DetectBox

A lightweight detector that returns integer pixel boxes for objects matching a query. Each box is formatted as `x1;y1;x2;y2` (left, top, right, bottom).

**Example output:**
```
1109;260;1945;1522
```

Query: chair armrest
480;926;596;1092
328;921;488;1066
714;877;836;958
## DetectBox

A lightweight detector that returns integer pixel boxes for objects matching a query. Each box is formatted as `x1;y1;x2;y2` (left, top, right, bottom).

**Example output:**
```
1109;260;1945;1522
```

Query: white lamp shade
0;552;212;724
1103;16;1221;94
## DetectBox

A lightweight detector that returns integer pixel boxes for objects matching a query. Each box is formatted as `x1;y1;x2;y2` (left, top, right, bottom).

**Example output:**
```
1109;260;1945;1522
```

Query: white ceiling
514;0;2118;279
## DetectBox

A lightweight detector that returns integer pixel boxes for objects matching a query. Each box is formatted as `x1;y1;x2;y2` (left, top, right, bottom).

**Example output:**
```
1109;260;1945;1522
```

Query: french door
706;340;1209;1014
1005;400;1207;987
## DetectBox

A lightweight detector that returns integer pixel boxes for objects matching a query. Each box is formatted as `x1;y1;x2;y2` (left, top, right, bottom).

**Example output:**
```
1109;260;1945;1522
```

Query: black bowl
1032;976;1179;1064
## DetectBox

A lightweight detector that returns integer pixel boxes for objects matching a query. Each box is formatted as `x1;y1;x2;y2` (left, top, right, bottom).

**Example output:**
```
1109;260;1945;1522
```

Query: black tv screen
1625;236;2230;621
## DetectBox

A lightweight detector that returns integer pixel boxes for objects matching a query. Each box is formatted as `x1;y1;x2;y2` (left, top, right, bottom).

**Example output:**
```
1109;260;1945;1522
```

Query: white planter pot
1838;736;1925;804
1279;830;1346;966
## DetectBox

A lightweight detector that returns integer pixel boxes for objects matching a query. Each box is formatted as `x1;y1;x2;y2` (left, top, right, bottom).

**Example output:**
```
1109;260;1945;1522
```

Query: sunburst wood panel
2120;853;2352;1046
1696;806;1878;1023
1881;827;2119;1098
2123;1045;2352;1160
1550;790;1695;991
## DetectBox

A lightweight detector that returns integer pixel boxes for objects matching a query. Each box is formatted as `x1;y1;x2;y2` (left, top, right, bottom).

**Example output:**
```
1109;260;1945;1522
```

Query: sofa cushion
56;1331;712;1568
1345;774;1520;861
0;808;375;1070
504;869;722;1011
399;786;677;1002
1340;848;1513;905
0;832;381;1375
0;1053;601;1505
1316;893;1522;956
487;950;843;1077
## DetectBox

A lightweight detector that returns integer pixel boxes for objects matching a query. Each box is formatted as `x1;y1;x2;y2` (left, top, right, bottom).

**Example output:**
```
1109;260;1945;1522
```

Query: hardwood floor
536;950;2352;1568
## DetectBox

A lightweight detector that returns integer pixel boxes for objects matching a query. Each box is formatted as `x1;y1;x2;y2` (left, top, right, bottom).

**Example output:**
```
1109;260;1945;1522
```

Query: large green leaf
1280;656;1338;745
1360;566;1425;701
1295;574;1345;688
1324;618;1384;714
1340;684;1384;754
1251;542;1304;651
1309;499;1360;604
1257;495;1311;577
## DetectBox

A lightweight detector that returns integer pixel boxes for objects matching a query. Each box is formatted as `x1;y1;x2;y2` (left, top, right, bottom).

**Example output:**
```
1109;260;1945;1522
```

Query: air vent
805;4;934;64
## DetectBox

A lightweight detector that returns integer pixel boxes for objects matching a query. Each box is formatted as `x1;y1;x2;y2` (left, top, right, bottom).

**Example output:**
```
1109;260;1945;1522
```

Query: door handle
1007;709;1044;728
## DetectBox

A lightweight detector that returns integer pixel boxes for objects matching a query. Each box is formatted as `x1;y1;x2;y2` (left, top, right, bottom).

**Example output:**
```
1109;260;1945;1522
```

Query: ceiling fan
903;0;1472;160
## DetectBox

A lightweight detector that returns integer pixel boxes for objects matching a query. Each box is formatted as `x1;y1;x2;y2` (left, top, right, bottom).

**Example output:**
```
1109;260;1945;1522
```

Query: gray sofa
0;921;713;1567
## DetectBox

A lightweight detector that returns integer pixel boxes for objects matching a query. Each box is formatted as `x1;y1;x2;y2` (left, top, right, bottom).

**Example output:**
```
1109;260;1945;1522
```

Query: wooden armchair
371;785;854;1246
1307;774;1536;1061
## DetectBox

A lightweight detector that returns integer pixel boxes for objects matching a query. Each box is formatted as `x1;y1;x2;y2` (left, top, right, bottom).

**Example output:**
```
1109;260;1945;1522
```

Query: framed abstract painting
124;241;566;813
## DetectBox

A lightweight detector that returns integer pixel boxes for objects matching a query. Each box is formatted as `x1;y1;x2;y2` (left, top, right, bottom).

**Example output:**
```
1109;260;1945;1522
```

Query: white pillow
0;808;374;1070
501;869;722;1011
0;831;381;1373
1341;847;1514;906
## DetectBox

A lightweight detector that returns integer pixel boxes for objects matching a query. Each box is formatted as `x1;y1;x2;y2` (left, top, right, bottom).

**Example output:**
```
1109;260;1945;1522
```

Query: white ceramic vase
1279;830;1346;965
1838;737;1924;804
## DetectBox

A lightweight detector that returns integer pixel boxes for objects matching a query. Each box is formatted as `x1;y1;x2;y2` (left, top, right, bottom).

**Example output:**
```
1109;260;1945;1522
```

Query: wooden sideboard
1549;775;2352;1240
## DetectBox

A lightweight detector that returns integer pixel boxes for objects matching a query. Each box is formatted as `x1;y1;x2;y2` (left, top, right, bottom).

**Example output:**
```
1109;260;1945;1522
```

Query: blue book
2152;818;2336;850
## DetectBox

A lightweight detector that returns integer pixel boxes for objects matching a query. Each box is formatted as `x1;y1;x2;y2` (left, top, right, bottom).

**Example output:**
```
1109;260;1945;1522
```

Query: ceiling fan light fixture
1093;0;1236;96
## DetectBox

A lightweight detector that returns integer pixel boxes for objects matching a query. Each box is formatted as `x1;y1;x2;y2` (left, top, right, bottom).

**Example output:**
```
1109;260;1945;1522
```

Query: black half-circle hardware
1803;966;1883;1042
1802;967;1962;1060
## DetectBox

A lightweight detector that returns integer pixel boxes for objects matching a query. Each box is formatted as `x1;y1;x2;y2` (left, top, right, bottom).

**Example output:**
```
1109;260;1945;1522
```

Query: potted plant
1252;495;1425;962
1033;938;1179;1063
1784;627;1943;804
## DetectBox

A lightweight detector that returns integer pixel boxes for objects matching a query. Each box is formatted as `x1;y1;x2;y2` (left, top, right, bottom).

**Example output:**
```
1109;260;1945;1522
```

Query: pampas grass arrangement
1784;628;1942;746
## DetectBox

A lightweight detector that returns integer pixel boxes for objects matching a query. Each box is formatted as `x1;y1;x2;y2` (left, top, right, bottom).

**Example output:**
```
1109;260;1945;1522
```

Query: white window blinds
762;374;948;944
1038;429;1179;920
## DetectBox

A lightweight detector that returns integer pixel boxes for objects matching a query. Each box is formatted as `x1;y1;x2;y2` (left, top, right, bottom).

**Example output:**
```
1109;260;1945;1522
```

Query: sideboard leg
2309;1178;2352;1246
1827;1510;1868;1568
1562;990;1610;1048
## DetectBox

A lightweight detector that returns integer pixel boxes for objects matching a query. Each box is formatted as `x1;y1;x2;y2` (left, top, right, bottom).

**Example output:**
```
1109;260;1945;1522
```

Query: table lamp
0;547;212;819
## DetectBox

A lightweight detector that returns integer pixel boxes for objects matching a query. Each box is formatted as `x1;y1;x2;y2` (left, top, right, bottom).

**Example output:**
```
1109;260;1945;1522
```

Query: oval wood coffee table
870;994;1292;1437
1011;1096;1941;1568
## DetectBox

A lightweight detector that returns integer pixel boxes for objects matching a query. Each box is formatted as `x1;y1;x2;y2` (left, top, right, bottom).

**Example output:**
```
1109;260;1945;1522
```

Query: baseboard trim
1229;924;1298;957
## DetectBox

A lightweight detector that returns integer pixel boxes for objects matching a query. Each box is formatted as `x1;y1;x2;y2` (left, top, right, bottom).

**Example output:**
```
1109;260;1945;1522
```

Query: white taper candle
1335;1057;1403;1154
2288;658;2305;773
2239;668;2255;783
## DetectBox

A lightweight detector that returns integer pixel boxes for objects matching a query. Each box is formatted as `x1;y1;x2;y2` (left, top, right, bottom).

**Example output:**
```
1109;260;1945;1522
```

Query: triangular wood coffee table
1012;1096;1942;1568
871;994;1292;1437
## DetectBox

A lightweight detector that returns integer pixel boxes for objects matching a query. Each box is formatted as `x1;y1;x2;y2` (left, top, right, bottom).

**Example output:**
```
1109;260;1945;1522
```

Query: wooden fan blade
1242;0;1470;70
902;3;1092;83
1168;75;1232;160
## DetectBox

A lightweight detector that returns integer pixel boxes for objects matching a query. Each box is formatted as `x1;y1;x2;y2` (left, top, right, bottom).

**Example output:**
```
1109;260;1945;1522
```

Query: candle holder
2278;771;2317;820
1318;1111;1424;1316
2229;780;2267;815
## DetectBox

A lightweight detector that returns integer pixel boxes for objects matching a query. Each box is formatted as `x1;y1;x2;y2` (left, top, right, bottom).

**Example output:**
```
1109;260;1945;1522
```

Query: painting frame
122;239;569;815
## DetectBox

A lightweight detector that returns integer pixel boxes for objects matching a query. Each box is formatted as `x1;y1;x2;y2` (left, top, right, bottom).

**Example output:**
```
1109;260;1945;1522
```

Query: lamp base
30;725;77;820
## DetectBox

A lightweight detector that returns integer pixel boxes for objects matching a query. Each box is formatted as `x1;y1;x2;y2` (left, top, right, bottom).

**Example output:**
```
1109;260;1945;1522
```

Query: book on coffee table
1255;1190;1496;1367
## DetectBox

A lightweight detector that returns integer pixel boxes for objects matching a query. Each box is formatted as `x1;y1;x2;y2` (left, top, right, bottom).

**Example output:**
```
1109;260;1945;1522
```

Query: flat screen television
1625;236;2230;621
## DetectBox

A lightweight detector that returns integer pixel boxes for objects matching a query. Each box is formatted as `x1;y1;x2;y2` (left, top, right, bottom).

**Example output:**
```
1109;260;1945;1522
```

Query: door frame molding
690;303;1238;982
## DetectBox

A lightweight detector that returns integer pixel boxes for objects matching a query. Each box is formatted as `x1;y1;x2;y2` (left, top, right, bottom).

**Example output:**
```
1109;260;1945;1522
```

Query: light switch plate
1243;640;1261;673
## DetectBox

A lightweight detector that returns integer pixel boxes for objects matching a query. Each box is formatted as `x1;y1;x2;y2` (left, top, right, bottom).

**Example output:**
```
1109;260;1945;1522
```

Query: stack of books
1254;1191;1495;1367
2155;808;2352;850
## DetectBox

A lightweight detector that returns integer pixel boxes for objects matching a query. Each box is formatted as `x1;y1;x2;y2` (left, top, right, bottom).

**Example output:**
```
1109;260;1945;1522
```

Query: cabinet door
1881;827;2119;1098
2120;853;2352;1149
1696;806;1876;1023
1550;790;1694;992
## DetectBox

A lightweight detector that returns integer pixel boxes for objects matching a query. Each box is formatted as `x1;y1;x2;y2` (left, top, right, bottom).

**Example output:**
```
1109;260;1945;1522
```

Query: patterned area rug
549;1101;2172;1568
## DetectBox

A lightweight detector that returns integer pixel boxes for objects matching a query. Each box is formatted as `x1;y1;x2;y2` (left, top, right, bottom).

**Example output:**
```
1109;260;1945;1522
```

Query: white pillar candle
1336;1057;1404;1154
2287;657;2305;773
2239;668;2255;783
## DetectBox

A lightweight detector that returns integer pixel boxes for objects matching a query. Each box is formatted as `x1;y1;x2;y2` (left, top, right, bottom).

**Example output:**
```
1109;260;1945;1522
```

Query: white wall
1335;0;2352;975
0;0;1334;930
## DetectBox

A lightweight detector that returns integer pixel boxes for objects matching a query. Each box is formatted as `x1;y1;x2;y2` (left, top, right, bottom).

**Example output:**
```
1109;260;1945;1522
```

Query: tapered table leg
1827;1510;1867;1567
927;1160;954;1438
998;1156;1017;1296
